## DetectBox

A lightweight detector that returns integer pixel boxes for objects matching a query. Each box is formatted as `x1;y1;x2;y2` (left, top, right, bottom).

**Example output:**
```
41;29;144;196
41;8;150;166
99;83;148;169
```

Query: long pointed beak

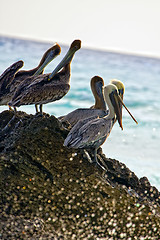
48;47;75;80
119;88;124;100
111;93;123;130
111;92;138;130
116;94;138;126
117;89;124;124
33;50;60;76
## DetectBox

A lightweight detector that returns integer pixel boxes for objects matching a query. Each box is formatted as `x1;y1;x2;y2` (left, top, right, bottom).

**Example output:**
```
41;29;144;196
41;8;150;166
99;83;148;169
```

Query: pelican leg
13;106;17;112
83;149;93;163
39;104;43;114
8;105;17;112
83;149;106;171
83;148;98;164
35;104;39;113
35;104;43;117
92;148;98;163
8;105;13;111
93;148;106;171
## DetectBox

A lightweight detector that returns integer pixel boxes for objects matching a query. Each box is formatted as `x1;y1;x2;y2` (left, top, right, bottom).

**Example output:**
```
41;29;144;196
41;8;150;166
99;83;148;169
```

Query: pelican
0;43;61;111
64;84;138;166
58;76;107;126
59;78;125;127
8;40;81;113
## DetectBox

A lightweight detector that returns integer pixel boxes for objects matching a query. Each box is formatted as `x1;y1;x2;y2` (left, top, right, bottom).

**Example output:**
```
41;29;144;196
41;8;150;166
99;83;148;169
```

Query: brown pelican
59;78;125;127
8;40;81;113
0;43;61;111
64;84;138;166
58;76;107;126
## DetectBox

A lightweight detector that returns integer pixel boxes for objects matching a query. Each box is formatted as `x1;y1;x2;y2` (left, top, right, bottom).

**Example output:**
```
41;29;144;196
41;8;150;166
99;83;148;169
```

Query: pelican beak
110;91;123;130
33;45;61;76
48;48;75;80
119;88;124;100
48;40;81;80
117;94;138;125
117;88;124;123
111;90;138;130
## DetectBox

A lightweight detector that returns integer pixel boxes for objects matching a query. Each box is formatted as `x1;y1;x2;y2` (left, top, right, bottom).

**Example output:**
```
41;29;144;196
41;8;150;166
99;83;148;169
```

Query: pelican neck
104;92;115;120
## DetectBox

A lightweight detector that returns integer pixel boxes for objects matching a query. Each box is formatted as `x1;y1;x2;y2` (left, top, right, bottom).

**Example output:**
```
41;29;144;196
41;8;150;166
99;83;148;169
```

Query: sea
0;36;159;190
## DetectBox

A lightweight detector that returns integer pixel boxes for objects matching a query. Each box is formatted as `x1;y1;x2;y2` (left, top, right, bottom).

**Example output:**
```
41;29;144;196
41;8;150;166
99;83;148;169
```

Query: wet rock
0;110;160;239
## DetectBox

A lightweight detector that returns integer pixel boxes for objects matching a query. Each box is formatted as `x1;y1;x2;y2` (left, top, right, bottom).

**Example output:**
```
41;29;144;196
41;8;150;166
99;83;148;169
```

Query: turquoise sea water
0;36;159;189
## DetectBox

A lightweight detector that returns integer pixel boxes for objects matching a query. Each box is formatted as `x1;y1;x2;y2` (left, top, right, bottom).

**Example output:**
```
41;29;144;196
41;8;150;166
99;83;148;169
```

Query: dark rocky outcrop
0;110;160;239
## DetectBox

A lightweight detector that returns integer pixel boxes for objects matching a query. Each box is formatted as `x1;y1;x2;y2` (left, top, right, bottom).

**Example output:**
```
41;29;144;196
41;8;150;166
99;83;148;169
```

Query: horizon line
0;33;160;60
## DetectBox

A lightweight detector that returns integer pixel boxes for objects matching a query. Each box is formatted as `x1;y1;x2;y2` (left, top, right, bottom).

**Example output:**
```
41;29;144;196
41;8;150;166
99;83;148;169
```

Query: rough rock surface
0;110;160;239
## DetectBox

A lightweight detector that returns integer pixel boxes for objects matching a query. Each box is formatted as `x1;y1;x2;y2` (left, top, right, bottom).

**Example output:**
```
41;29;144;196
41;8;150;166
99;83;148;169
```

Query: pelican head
91;76;104;97
104;84;138;130
110;79;125;100
33;43;61;76
90;76;106;110
48;39;81;80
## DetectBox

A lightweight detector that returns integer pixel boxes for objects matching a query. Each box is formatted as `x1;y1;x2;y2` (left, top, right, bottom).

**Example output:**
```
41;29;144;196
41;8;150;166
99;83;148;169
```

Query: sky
0;0;160;57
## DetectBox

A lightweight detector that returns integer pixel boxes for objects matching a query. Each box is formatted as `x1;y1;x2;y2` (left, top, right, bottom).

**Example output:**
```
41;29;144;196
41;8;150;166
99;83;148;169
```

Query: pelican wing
64;117;113;149
25;74;49;89
64;116;98;147
10;81;70;107
59;108;108;127
0;61;23;91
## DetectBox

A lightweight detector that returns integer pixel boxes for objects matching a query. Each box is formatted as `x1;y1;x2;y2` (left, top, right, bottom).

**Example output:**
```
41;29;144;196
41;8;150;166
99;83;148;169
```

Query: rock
0;110;160;239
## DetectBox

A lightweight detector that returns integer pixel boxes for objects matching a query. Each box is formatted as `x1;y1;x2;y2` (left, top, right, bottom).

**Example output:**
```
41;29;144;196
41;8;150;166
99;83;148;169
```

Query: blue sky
0;0;160;57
